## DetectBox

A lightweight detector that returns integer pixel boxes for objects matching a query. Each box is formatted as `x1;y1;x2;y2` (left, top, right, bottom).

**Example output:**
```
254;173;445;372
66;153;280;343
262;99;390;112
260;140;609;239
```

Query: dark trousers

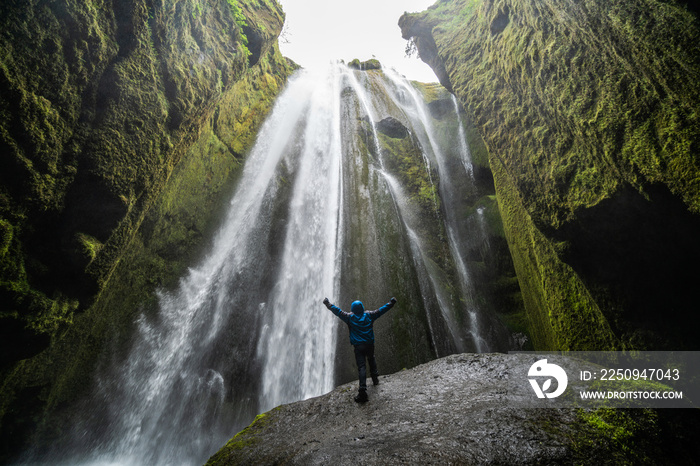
353;343;378;391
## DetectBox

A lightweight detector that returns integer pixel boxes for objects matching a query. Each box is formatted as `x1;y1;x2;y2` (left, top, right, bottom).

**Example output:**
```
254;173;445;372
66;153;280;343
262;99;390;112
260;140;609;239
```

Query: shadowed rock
427;98;454;120
400;0;700;351
376;117;408;139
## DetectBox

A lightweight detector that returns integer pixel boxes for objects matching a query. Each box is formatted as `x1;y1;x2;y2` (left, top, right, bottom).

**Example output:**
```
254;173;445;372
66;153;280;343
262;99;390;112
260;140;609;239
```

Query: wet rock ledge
206;353;698;465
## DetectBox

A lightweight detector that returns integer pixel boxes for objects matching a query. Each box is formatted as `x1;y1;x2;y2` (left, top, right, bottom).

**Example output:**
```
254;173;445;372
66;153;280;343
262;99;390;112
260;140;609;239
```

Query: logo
528;359;568;399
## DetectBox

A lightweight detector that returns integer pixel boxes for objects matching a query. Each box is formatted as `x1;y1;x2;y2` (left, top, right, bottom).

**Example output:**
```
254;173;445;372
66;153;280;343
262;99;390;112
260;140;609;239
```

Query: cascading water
379;68;491;352
453;94;475;178
44;62;512;466
256;66;344;412
340;71;450;355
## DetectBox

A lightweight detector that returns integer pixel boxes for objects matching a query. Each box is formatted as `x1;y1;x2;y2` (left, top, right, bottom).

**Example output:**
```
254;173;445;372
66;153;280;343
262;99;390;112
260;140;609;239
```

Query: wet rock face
427;98;454;120
0;1;295;461
398;14;452;92
208;354;568;465
376;117;408;139
207;353;698;465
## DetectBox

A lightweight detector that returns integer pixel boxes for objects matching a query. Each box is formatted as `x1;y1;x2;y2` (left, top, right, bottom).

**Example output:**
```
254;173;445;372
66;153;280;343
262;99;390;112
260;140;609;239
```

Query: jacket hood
351;300;365;315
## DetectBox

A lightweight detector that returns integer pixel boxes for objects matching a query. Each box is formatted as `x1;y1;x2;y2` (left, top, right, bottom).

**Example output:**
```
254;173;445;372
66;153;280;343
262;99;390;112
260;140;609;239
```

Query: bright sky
277;0;438;83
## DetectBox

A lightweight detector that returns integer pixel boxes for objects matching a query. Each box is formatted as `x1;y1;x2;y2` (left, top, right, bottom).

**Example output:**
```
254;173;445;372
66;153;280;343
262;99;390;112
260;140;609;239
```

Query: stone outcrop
348;58;382;71
376;117;408;139
207;353;699;465
400;0;700;351
335;72;523;385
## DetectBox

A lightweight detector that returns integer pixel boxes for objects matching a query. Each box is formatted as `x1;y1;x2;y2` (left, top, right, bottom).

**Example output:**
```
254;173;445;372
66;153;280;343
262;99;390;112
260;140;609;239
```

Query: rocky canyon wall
0;0;295;460
401;0;700;351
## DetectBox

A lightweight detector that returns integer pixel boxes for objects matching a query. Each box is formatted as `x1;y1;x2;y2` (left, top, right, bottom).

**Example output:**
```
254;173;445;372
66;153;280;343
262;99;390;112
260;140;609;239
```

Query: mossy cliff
410;81;527;345
0;0;294;460
401;0;700;350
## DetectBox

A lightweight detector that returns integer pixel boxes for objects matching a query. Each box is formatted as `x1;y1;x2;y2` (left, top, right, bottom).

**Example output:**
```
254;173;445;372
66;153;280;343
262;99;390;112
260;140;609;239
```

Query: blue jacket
327;300;395;346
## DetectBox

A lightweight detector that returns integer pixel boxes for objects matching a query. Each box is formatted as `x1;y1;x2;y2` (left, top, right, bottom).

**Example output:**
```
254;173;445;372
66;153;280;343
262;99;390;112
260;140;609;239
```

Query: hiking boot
372;375;379;386
354;389;368;403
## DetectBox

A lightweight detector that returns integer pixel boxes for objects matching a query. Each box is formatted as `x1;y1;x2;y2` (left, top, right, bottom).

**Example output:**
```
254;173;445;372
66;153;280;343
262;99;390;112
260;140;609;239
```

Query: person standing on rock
322;297;397;403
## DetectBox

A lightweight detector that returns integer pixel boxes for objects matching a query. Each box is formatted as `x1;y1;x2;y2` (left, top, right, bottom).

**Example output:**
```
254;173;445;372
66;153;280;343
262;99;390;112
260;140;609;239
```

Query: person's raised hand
390;297;397;305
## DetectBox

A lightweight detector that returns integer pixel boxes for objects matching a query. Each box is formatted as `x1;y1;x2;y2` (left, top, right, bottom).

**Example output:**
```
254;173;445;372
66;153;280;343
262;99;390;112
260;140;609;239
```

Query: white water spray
61;68;345;466
343;70;461;354
256;66;344;411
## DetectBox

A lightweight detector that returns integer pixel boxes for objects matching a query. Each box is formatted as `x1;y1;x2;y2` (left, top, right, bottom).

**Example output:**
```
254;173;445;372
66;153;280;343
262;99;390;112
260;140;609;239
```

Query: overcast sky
277;0;438;82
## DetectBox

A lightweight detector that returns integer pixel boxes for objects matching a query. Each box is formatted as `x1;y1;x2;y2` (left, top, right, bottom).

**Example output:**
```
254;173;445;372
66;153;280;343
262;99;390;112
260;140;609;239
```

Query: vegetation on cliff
348;58;382;71
401;0;700;350
0;0;295;461
323;64;524;387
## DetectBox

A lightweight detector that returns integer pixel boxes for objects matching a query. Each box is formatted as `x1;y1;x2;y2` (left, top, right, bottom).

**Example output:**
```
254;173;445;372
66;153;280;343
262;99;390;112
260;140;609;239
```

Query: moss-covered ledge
0;42;296;463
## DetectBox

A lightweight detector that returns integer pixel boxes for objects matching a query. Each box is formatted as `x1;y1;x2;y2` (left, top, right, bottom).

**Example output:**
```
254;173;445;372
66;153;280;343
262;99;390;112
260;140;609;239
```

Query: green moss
205;412;268;465
332;88;440;371
401;0;700;350
0;0;269;351
414;0;700;218
227;0;252;59
24;293;79;335
412;82;445;102
490;155;618;350
0;0;294;458
0;219;11;257
205;408;286;465
377;131;441;214
572;408;660;465
49;37;289;404
216;46;296;155
75;233;103;263
374;126;455;284
362;58;382;70
348;58;382;71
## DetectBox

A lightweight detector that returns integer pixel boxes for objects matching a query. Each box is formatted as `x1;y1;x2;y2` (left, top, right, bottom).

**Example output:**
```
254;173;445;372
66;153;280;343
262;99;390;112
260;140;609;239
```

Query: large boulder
207;353;699;465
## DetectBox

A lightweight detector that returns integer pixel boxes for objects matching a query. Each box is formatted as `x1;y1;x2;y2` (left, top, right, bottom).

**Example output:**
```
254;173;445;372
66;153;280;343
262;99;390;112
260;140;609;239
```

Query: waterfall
380;68;490;352
256;65;343;412
452;94;475;178
340;71;448;355
46;62;510;466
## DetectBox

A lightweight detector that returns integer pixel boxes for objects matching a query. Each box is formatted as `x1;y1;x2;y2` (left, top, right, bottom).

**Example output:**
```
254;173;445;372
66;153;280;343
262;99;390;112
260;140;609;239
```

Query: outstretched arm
367;297;397;321
323;297;351;324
